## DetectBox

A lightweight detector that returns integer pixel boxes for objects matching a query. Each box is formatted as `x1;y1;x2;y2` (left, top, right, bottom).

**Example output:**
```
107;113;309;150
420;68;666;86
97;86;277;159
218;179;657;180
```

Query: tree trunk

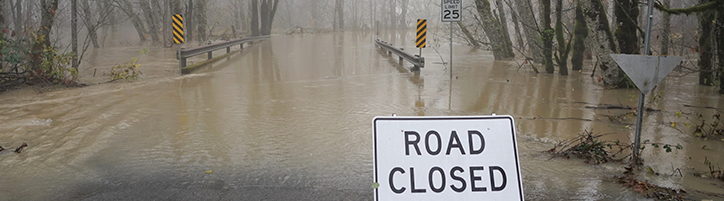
250;0;259;36
187;0;194;41
72;0;78;69
388;0;396;29
161;0;169;47
717;5;724;93
661;0;671;55
718;5;724;93
614;0;639;54
571;0;588;71
334;0;344;30
260;0;269;35
151;0;167;46
507;1;525;50
554;0;569;75
495;0;513;55
514;0;543;62
32;0;59;71
542;0;554;73
698;0;714;86
82;0;99;48
196;0;207;42
119;0;147;42
582;0;620;87
457;22;481;47
474;0;515;60
0;1;4;30
14;0;22;35
399;0;408;29
259;0;278;35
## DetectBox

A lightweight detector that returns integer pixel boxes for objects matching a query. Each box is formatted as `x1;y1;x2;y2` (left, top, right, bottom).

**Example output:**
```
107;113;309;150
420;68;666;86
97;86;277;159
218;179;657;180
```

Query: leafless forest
0;0;722;92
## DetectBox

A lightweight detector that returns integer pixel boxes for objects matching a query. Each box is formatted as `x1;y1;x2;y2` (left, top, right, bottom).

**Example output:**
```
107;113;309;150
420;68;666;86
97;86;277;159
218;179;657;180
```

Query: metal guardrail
178;35;270;70
374;39;424;68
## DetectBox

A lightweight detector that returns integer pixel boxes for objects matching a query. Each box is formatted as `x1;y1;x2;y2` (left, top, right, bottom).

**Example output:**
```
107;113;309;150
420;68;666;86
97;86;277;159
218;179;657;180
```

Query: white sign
441;0;462;22
373;116;524;201
610;54;682;95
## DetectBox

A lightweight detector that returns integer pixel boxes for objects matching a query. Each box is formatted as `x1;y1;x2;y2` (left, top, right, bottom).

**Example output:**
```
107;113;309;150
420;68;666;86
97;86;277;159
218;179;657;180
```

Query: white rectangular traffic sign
373;116;523;201
441;0;462;22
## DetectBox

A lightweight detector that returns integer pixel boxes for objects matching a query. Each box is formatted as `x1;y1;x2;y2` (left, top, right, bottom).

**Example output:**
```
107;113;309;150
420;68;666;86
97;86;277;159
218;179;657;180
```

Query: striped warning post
172;14;184;44
416;19;427;48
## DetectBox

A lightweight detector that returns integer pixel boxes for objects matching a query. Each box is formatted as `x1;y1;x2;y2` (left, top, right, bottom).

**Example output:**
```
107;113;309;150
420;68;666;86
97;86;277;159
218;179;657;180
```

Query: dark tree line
467;0;723;90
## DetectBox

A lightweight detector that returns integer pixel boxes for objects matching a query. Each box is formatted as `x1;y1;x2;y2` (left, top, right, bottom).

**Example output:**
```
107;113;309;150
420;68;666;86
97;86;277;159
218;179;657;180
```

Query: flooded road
1;31;723;200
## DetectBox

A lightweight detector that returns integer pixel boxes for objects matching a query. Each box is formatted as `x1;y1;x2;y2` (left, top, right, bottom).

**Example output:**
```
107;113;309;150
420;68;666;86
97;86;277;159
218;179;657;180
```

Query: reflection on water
0;31;722;200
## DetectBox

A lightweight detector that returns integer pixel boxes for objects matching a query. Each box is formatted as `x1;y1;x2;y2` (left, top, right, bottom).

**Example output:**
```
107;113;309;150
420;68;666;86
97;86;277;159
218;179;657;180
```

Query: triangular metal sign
611;54;682;95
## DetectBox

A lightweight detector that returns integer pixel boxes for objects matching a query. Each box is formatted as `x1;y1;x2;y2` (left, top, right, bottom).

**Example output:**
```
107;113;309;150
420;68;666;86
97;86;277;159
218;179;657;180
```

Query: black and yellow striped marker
172;14;184;44
416;19;427;48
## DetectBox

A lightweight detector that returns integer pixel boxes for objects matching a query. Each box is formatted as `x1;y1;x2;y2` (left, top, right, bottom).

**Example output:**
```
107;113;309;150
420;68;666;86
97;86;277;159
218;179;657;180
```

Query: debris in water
546;130;630;164
614;175;687;200
14;142;28;153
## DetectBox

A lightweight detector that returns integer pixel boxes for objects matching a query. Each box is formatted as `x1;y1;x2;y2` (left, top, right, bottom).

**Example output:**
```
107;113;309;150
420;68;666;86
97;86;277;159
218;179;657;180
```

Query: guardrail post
207;51;212;60
240;43;244;49
399;48;404;63
179;48;187;70
226;47;230;53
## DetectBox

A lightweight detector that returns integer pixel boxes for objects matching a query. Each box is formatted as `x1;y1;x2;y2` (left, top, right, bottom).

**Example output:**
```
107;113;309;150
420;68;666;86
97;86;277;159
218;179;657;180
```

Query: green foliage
2;30;77;86
0;33;31;67
108;48;148;81
548;130;683;165
641;140;682;153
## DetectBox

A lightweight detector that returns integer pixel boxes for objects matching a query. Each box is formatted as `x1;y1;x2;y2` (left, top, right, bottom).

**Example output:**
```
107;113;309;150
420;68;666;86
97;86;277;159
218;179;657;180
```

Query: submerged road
1;31;723;200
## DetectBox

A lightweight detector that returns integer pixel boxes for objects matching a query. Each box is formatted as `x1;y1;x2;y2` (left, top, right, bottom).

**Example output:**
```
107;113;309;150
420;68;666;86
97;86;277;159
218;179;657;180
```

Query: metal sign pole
450;22;453;81
632;0;656;160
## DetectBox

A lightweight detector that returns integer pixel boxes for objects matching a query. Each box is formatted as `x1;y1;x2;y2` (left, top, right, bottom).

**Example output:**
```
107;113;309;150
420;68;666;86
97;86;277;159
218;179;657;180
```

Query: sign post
442;0;461;80
610;0;681;160
172;14;185;74
611;54;681;159
373;116;524;200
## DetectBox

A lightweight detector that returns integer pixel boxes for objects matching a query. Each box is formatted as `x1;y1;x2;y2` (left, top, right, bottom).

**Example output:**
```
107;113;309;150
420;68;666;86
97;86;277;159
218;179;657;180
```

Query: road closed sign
373;116;523;201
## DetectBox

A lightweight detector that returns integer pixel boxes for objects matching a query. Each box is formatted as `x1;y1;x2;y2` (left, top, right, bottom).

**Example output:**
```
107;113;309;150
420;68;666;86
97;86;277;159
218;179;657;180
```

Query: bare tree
398;0;408;29
250;0;259;36
31;0;59;71
72;0;78;69
196;0;207;41
334;0;344;30
13;0;22;36
553;0;570;75
81;0;100;48
514;0;543;62
140;0;161;42
582;0;618;87
0;1;5;30
116;0;148;42
474;0;515;60
660;0;671;55
541;0;554;73
388;0;396;29
571;0;588;71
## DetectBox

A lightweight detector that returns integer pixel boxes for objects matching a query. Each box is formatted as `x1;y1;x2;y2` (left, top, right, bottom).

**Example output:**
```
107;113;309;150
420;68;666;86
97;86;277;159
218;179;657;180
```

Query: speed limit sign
441;0;462;22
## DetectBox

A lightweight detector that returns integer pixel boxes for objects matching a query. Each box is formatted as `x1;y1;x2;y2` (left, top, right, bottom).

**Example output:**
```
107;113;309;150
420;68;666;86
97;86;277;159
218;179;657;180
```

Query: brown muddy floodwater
1;31;723;200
